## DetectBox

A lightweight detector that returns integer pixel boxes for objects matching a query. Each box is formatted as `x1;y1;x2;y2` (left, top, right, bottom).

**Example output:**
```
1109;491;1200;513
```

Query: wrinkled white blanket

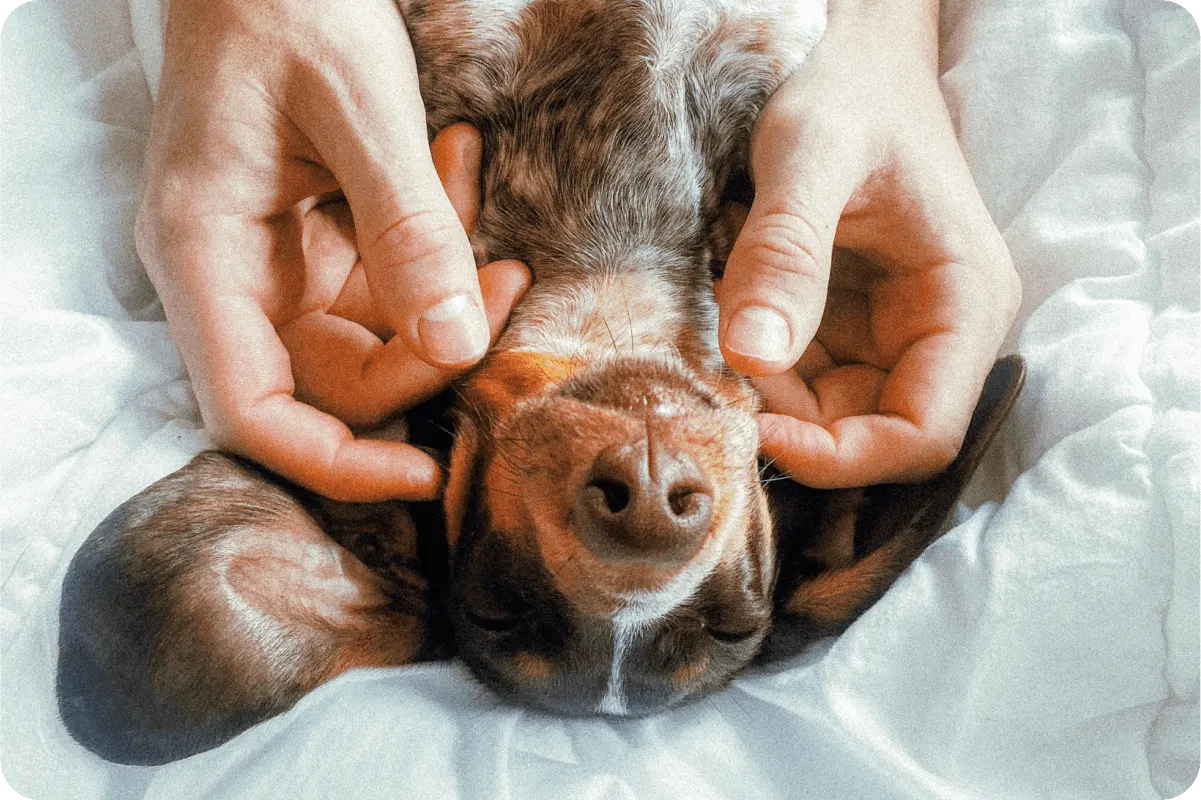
1;0;1197;797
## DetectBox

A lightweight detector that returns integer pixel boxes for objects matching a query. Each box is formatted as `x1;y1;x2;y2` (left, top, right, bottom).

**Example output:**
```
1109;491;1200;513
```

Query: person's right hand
136;0;530;502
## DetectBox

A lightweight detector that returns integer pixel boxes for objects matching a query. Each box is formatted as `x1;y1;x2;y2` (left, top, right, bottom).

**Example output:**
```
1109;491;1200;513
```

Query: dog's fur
56;0;1025;765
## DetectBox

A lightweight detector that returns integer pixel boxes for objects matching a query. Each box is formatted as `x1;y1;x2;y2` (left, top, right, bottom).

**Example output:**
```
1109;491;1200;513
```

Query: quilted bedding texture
0;0;1197;798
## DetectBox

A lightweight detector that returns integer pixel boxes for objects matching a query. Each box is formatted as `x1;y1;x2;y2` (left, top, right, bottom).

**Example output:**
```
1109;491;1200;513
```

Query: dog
56;0;1026;765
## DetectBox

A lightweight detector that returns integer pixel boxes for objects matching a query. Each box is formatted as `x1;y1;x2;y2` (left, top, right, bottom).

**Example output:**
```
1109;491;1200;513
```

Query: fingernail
726;306;792;363
417;294;490;366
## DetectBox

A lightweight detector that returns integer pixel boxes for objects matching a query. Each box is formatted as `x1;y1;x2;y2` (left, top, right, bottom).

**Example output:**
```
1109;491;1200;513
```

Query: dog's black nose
574;440;714;565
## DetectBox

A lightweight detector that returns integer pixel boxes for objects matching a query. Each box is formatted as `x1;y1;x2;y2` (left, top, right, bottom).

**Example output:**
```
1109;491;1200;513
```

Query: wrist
824;0;939;73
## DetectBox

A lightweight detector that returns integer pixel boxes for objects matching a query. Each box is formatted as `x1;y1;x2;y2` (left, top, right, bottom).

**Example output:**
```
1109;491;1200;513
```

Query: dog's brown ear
762;355;1026;660
56;453;433;765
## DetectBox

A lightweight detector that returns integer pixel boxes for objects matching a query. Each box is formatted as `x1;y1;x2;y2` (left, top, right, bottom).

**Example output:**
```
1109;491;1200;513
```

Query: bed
1;0;1197;797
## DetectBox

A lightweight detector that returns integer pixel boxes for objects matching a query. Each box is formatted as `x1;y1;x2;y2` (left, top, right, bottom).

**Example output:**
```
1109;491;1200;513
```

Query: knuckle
998;267;1023;320
741;209;828;285
208;408;255;453
140;170;197;222
133;207;155;266
972;253;1023;337
973;233;1023;318
135;174;202;275
368;207;464;273
205;398;274;456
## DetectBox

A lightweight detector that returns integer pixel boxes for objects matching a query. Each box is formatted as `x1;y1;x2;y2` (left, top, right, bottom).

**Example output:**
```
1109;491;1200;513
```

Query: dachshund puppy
57;0;1025;765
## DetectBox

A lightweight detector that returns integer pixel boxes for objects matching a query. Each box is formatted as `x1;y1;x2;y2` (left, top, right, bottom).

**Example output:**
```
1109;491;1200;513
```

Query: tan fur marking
512;652;553;681
672;654;710;686
785;538;905;626
482;456;529;536
465;351;577;419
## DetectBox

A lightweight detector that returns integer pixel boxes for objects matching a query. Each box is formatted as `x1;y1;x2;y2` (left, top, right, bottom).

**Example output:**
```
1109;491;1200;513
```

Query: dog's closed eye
464;606;532;634
705;626;759;645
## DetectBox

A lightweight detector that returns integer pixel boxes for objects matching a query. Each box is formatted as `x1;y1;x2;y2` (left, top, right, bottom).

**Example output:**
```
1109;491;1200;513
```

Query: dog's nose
574;440;714;565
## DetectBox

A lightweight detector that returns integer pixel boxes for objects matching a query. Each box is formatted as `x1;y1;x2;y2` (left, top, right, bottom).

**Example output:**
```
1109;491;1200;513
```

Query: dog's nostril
666;485;698;516
575;442;714;566
590;479;631;514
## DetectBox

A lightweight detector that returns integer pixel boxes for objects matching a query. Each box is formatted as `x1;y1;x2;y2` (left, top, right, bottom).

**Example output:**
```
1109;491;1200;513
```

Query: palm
751;170;1013;487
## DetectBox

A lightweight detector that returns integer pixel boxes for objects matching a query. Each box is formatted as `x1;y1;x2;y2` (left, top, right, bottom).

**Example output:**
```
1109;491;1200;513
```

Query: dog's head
443;343;773;715
403;0;810;712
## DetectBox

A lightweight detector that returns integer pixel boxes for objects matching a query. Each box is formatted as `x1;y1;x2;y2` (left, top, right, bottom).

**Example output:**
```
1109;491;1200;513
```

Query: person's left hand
716;1;1022;488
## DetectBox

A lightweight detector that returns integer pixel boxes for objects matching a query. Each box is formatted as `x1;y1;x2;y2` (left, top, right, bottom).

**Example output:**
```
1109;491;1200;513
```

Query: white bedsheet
1;0;1197;797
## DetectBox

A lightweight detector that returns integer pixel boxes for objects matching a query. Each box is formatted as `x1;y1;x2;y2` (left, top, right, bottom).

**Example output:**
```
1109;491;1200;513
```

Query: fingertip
756;412;836;486
431;122;483;232
315;441;445;503
380;448;445;502
222;396;445;502
751;370;821;421
720;303;802;376
415;292;492;369
431;122;482;171
477;259;532;340
716;142;849;374
478;258;533;300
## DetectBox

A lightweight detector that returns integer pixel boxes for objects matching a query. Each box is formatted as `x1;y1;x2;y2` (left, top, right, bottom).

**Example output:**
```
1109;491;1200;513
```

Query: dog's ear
762;356;1026;660
56;453;431;765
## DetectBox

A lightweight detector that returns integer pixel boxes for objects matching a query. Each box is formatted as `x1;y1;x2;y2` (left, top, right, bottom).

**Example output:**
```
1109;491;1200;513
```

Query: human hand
135;0;530;502
717;0;1022;487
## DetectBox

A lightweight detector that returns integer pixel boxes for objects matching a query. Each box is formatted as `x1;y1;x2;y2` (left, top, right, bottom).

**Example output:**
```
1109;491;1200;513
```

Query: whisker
624;298;635;354
601;315;619;356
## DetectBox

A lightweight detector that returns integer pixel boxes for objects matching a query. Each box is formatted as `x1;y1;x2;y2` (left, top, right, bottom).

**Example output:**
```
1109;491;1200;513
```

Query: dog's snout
574;440;713;565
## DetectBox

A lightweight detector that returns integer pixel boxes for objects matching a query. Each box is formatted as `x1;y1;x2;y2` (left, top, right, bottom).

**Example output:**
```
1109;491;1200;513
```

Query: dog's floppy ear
763;356;1026;660
56;452;432;765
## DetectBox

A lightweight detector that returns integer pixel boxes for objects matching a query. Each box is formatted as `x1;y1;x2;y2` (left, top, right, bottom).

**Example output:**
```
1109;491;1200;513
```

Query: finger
431;122;483;232
757;329;994;486
317;124;486;341
718;102;866;377
303;198;397;339
288;25;490;371
236;393;443;502
758;409;953;488
754;363;884;427
170;286;442;501
751;370;820;422
281;259;531;427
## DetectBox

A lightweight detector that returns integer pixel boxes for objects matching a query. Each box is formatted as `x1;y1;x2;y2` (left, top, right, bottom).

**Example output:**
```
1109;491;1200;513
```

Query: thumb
292;25;491;371
353;137;490;371
718;108;864;377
